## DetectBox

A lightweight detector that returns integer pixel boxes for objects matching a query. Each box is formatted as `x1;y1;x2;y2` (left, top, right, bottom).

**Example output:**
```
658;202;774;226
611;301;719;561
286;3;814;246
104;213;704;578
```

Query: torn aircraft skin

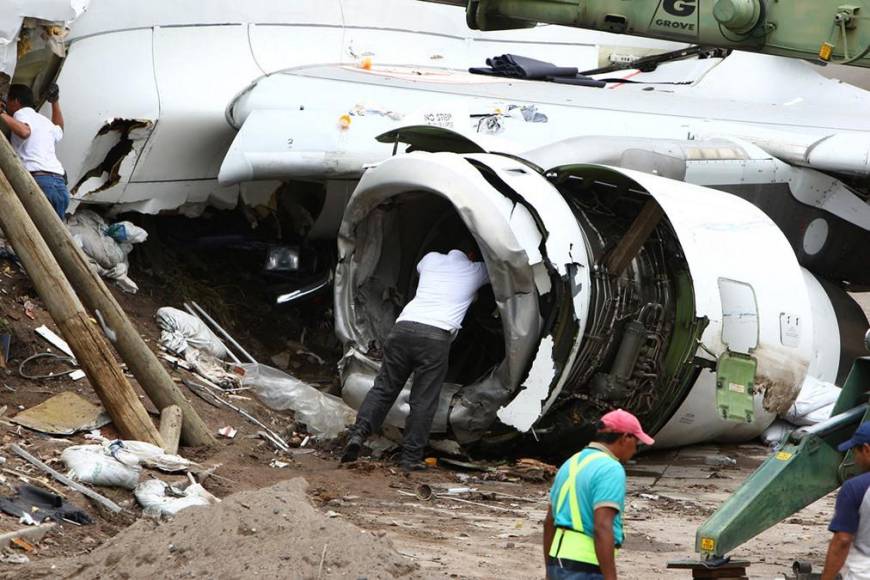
335;153;869;451
0;0;87;88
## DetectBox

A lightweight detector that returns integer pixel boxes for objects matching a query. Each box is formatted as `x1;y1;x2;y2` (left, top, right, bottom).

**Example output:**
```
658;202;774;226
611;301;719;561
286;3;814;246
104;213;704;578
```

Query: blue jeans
546;565;603;580
33;173;70;220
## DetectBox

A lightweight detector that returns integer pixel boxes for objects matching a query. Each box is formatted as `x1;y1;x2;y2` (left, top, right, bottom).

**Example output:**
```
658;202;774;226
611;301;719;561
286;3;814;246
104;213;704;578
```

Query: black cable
18;352;78;380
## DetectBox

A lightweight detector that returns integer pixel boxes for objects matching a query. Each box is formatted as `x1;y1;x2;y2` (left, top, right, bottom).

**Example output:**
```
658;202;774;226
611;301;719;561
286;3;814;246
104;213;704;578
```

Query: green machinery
423;0;870;67
695;356;870;559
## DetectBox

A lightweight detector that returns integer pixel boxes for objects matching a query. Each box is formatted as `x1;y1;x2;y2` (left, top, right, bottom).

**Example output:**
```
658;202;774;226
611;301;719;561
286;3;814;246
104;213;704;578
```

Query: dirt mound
17;478;418;580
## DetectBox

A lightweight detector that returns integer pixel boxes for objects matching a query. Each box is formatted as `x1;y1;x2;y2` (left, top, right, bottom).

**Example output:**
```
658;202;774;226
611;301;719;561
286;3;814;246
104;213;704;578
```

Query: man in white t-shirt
0;84;69;219
342;247;490;471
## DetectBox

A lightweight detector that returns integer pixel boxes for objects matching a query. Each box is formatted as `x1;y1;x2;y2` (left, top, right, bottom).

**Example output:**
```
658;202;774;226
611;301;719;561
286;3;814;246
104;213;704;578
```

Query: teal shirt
549;445;626;545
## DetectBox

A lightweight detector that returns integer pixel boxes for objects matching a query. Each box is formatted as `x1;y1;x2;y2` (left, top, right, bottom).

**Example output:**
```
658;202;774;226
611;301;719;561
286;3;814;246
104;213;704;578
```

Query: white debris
217;426;237;439
67;210;147;294
134;479;220;517
496;336;556;432
155;307;229;359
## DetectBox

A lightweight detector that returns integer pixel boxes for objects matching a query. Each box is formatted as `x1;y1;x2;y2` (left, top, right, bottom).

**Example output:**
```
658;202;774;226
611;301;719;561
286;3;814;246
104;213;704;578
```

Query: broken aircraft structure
5;1;870;451
335;149;868;451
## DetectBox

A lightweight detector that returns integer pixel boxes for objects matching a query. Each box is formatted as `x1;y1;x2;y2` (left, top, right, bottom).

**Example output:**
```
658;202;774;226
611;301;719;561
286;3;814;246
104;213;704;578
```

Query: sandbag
62;444;141;490
67;209;146;294
155;307;228;359
134;479;220;517
85;435;195;472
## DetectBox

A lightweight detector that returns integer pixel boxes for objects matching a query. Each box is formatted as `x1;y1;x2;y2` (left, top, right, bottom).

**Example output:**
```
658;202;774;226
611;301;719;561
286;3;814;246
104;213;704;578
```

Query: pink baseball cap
600;409;655;446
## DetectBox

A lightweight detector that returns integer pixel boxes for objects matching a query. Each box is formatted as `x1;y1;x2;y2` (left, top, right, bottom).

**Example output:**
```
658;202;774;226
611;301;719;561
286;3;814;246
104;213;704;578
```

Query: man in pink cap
544;409;654;579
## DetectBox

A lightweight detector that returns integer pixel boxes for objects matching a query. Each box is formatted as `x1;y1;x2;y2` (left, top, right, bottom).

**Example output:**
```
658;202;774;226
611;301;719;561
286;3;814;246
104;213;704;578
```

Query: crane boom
422;0;870;68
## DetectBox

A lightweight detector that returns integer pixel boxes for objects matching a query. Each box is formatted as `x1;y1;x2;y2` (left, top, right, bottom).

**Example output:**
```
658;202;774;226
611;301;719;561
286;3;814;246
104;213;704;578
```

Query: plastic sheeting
67;209;147;293
242;363;355;439
155;307;228;360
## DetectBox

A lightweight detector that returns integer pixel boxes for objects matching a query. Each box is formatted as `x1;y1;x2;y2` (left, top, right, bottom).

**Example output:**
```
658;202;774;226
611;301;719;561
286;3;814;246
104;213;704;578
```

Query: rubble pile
25;478;417;579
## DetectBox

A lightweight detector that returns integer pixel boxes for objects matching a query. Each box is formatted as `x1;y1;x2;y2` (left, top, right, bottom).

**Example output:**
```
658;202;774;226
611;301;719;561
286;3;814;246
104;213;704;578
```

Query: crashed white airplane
4;1;869;451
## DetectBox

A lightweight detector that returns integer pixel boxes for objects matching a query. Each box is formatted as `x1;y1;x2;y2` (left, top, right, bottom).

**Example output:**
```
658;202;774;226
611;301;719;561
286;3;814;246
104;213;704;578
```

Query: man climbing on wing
341;246;489;472
0;83;69;219
544;409;654;579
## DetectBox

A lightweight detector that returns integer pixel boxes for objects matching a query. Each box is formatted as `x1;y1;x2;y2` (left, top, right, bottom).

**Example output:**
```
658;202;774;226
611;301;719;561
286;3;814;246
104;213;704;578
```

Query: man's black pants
351;321;452;464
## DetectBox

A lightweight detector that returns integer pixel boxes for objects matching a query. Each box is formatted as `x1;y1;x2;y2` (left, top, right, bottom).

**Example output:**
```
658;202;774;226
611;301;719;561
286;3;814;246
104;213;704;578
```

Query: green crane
425;0;870;67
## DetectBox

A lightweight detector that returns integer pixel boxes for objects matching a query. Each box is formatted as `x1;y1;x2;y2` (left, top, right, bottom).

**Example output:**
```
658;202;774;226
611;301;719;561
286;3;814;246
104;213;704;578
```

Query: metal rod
182;303;242;364
792;403;869;441
11;444;123;513
189;301;257;364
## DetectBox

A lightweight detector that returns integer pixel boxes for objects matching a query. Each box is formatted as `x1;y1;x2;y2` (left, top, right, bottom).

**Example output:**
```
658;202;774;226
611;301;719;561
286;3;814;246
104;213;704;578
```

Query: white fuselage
50;0;680;215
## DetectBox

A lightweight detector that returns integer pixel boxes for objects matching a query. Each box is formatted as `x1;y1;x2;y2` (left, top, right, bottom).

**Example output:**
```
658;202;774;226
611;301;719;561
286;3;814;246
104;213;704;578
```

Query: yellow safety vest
548;450;619;565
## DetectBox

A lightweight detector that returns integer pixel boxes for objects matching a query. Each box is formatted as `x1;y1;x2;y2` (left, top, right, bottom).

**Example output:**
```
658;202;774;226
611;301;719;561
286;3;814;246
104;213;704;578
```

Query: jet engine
335;151;868;452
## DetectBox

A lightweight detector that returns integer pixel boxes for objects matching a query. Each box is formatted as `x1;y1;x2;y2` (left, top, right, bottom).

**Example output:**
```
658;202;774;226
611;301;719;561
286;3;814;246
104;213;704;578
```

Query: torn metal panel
11;391;110;436
497;335;556;432
0;0;87;80
71;118;154;198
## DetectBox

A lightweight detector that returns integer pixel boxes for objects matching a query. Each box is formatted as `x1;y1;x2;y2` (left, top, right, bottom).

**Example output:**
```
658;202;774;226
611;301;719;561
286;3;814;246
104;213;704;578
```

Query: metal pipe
189;301;258;364
182;303;242;365
791;403;869;441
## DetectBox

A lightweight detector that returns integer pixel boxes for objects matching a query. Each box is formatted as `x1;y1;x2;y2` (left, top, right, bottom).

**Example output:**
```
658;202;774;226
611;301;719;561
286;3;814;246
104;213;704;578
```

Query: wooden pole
605;198;664;278
0;135;214;447
0;168;163;446
159;405;183;455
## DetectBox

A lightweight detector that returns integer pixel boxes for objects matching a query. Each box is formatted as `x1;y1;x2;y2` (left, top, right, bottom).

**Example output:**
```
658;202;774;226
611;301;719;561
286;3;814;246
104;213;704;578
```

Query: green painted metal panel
715;352;757;423
469;0;870;67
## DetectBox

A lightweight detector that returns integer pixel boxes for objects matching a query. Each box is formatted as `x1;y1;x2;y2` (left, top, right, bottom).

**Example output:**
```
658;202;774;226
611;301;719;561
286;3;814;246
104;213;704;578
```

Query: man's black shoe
399;461;427;473
341;435;363;463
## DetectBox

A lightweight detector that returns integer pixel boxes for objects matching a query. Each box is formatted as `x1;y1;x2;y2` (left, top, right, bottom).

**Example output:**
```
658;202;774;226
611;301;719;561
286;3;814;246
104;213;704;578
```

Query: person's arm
593;506;618;580
50;101;64;131
821;531;854;580
0;109;31;139
543;506;555;566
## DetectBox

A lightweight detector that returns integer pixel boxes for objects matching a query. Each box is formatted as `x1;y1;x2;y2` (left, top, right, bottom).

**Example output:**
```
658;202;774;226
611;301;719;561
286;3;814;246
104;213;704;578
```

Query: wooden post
159;405;183;455
0;135;214;447
0;168;163;446
605;198;664;277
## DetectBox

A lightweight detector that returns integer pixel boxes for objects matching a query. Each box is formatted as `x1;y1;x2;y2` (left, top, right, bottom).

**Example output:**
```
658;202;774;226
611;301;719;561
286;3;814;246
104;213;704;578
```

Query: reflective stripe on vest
548;450;616;565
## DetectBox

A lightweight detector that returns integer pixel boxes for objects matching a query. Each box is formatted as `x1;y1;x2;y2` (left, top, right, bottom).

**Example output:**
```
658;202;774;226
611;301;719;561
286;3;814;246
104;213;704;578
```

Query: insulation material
134;479;219;517
67;209;147;293
155;307;228;360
